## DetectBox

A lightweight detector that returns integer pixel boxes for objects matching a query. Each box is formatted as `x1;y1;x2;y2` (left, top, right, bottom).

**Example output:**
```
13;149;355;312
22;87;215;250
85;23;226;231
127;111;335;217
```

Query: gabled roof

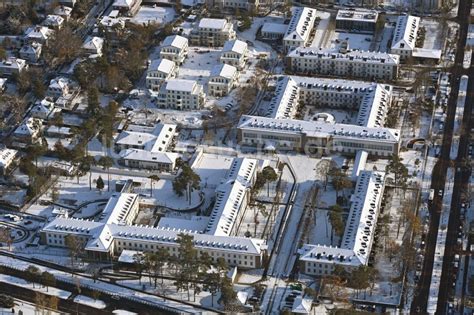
283;7;317;42
199;18;227;30
14;117;42;136
43;15;65;28
210;63;237;80
0;148;18;168
164;79;197;93
82;36;104;52
148;58;176;75
162;35;188;50
391;15;420;51
24;26;53;41
222;39;247;55
0;58;27;70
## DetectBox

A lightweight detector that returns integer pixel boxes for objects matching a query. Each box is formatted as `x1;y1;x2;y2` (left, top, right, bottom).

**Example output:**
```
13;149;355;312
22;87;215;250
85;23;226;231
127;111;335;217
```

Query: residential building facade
156;79;205;110
160;35;189;65
190;18;236;47
146;59;178;91
390;15;420;59
221;39;248;69
208;64;238;97
283;7;317;52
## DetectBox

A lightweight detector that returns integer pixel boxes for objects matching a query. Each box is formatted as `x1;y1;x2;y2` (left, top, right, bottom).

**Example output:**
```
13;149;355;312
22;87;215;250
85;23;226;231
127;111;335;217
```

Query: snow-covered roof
412;48;442;60
238;115;400;143
391;15;420;51
0;78;6;88
116;123;176;153
54;5;72;16
288;47;400;65
264;75;393;128
157;216;208;233
0;58;27;71
336;9;378;23
199;18;227;30
261;22;288;35
99;15;125;28
299;171;385;267
43;15;65;28
100;193;139;225
20;42;42;56
0;148;18;168
113;0;135;8
43;215;266;255
148;58;176;75
284;7;317;42
48;77;72;90
164;79;197;93
162;35;188;50
119;149;178;164
24;26;53;41
210;63;237;80
31;99;55;118
205;158;257;236
292;296;313;314
82;36;104;53
222;39;247;55
13;117;42;137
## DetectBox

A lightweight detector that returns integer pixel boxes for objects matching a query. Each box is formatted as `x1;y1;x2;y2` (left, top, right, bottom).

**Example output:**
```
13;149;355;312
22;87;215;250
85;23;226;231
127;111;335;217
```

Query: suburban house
82;36;105;57
0;148;18;175
13;117;43;144
42;15;65;29
0;58;28;76
47;77;74;100
24;26;53;44
112;0;142;16
19;42;43;63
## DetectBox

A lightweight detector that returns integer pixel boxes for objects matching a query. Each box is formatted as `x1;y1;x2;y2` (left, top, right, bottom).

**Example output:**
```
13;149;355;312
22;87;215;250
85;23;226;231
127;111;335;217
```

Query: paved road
410;0;473;313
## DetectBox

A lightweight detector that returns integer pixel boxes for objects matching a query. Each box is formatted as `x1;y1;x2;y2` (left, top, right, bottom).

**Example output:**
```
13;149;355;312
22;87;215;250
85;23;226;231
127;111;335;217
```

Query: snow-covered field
130;6;176;25
73;295;107;309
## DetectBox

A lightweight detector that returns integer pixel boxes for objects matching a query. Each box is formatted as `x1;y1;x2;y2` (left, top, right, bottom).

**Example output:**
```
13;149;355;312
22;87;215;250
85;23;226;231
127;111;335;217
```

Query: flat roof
261;22;288;35
336;9;378;22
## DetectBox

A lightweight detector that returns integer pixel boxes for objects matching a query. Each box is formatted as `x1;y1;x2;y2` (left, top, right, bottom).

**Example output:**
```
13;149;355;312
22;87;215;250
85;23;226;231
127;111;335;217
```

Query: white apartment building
19;42;43;63
205;158;258;237
208;64;238;97
283;7;318;52
0;148;18;175
263;76;392;128
287;47;400;81
390;15;420;59
0;58;28;76
41;175;267;268
160;35;189;65
335;9;378;34
190;18;236;47
221;39;248;69
146;59;178;91
299;171;385;275
156;79;205;110
238;115;400;156
116;123;178;172
206;0;259;11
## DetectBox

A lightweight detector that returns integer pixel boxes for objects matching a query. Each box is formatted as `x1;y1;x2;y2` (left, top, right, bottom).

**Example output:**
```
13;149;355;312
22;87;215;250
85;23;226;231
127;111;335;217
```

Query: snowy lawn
73;295;107;309
0;274;71;299
130;6;176;25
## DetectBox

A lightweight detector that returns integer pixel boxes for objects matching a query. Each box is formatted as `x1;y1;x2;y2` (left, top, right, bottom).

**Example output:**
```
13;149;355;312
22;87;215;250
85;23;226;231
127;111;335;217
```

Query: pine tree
96;176;105;191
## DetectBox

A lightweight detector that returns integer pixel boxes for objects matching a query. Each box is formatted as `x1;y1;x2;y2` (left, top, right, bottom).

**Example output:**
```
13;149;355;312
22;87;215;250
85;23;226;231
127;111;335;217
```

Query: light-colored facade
287;47;400;80
208;64;238;97
24;26;53;44
19;42;43;63
82;36;104;57
0;148;18;175
0;58;28;76
221;39;248;69
160;35;189;65
116;123;178;172
335;9;378;34
13;117;42;143
156;79;205;110
146;59;178;91
261;23;288;40
112;0;142;16
47;77;73;100
43;15;65;29
283;7;318;52
190;18;236;47
390;15;420;59
238;115;400;157
206;0;259;11
299;171;385;275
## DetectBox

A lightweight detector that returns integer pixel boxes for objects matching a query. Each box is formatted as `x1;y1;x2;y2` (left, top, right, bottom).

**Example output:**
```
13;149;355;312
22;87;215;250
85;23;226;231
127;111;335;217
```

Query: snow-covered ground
73;295;107;309
0;298;62;315
0;274;71;299
130;6;176;25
